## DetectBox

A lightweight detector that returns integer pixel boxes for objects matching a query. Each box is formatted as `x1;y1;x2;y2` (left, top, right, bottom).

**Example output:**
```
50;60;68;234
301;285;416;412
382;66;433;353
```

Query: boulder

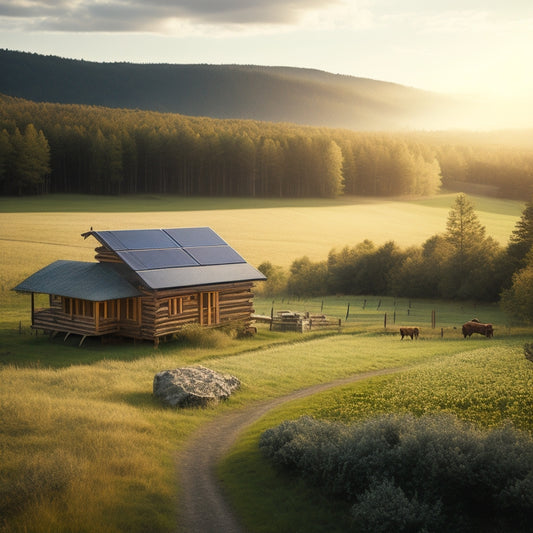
153;365;240;407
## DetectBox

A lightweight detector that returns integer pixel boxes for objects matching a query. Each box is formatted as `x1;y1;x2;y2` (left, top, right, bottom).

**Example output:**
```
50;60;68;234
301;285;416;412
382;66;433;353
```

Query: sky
1;1;532;105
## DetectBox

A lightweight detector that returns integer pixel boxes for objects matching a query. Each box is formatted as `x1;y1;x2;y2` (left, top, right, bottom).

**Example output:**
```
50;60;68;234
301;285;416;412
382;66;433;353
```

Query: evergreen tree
445;193;485;257
8;124;50;194
504;199;533;280
320;139;344;197
0;129;12;193
442;194;502;299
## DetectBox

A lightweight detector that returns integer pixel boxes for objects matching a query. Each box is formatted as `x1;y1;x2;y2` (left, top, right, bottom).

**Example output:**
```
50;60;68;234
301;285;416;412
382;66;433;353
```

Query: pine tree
442;193;502;299
445;193;486;257
9;124;51;194
506;199;533;272
0;129;12;194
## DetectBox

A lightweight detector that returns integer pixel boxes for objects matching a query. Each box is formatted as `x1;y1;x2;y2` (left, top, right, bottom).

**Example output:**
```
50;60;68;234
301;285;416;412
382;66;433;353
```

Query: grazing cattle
462;321;494;338
400;327;419;340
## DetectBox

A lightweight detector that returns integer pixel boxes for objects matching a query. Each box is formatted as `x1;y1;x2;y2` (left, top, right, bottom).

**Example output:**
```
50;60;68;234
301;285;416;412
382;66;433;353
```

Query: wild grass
1;327;487;532
0;194;522;285
0;194;528;531
219;335;533;533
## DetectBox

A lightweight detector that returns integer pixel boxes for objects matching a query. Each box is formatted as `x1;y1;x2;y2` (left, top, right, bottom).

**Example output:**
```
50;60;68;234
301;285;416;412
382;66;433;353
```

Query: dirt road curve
177;366;403;533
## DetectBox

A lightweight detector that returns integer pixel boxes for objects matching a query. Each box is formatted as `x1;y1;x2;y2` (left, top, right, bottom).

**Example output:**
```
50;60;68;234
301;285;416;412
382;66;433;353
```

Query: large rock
153;366;241;407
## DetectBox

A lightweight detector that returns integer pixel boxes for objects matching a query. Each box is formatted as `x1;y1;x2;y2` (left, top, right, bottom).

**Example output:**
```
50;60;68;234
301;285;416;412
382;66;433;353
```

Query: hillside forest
1;94;533;199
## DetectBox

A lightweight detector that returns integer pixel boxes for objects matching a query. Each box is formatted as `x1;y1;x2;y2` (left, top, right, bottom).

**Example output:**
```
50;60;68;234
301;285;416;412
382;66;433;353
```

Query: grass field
0;194;523;295
1;194;531;532
220;335;533;533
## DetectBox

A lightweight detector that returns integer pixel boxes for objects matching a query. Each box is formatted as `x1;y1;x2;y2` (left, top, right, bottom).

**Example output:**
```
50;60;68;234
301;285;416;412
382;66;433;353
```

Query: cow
400;327;419;340
462;321;494;338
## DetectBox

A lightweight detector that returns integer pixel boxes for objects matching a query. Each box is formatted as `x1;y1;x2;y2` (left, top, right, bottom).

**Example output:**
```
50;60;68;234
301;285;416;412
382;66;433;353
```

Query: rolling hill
0;48;475;131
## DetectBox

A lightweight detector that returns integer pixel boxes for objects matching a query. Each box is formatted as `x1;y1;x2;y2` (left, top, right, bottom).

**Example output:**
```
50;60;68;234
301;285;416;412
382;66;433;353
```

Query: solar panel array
90;227;265;289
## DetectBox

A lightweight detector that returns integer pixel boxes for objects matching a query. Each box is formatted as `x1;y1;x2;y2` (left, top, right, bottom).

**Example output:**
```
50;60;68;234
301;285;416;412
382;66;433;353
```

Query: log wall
136;282;256;341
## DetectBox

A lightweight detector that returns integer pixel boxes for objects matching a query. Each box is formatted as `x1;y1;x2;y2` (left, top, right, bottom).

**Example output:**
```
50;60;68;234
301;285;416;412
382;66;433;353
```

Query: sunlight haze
0;1;532;128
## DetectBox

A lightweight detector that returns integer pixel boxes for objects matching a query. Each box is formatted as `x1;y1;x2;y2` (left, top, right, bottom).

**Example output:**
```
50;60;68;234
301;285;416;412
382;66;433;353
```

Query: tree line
258;194;533;322
1;94;532;199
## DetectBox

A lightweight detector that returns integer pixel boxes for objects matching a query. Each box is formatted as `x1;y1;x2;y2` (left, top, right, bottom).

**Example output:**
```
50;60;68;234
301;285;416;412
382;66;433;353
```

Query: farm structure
253;310;341;332
13;227;266;346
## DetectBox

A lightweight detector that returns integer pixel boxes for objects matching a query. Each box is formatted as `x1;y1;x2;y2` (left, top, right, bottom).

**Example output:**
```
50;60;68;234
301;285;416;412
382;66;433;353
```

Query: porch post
95;301;100;333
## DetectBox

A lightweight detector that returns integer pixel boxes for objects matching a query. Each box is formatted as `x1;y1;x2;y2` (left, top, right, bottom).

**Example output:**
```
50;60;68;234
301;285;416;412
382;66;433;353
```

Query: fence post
384;313;387;329
431;310;436;329
345;303;350;320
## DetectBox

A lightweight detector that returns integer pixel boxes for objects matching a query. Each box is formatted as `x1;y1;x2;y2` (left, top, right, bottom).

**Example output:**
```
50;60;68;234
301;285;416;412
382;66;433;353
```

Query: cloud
0;0;342;32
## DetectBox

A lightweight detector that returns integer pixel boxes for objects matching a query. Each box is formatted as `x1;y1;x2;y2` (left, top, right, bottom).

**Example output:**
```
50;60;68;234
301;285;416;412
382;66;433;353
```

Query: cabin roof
83;227;266;289
13;260;142;301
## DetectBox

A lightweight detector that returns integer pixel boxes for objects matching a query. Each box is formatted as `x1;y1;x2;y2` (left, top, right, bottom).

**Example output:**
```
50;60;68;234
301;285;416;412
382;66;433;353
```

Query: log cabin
13;227;266;346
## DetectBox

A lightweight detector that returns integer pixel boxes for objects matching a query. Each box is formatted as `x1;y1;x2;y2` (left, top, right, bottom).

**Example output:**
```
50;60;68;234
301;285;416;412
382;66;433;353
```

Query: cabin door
199;291;219;325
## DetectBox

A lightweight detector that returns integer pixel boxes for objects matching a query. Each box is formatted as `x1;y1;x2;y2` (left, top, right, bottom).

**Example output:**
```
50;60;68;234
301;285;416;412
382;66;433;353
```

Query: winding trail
177;366;405;533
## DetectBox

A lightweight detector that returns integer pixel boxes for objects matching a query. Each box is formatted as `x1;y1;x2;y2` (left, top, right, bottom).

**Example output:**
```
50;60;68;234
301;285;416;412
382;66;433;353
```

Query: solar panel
164;227;227;247
86;227;265;289
184;245;245;266
137;263;266;289
117;249;199;271
98;229;179;251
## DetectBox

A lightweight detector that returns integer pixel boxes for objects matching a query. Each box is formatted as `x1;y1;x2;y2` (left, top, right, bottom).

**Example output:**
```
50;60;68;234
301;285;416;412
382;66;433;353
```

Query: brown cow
462;321;494;338
400;327;419;340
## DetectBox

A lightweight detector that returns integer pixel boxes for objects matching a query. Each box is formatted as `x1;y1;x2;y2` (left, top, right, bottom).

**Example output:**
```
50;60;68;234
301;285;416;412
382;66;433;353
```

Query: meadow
1;194;531;532
0;193;522;299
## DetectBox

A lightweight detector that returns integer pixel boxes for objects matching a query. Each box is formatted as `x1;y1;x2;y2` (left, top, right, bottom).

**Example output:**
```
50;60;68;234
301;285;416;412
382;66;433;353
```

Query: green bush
172;323;233;349
259;414;533;532
350;479;443;533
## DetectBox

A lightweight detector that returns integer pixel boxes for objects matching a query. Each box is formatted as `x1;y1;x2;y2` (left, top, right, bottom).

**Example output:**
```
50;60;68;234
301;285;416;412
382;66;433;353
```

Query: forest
1;93;533;199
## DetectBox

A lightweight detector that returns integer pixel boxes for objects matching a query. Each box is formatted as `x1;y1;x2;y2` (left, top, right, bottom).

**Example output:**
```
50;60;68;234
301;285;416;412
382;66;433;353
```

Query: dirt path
177;366;404;533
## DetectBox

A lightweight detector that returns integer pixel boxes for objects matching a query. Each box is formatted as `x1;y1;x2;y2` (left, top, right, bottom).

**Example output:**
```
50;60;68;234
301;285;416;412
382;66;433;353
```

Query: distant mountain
0;49;478;130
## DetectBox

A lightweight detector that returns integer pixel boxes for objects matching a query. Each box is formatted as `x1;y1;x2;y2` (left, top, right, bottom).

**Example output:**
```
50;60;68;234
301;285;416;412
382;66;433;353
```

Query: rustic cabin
13;227;266;346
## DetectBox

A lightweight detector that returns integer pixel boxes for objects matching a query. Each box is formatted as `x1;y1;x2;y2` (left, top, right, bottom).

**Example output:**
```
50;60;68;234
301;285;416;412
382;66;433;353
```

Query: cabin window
199;291;219;325
121;297;140;322
168;297;183;316
62;297;94;318
98;300;118;320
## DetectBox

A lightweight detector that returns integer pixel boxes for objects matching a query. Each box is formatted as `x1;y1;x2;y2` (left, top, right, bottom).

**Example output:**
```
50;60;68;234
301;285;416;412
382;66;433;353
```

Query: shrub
350;479;443;533
259;414;533;532
172;324;233;349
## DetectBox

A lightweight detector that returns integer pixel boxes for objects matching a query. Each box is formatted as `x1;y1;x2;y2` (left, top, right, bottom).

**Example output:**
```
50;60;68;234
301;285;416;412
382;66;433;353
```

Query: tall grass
220;335;533;533
0;195;528;531
1;328;482;532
